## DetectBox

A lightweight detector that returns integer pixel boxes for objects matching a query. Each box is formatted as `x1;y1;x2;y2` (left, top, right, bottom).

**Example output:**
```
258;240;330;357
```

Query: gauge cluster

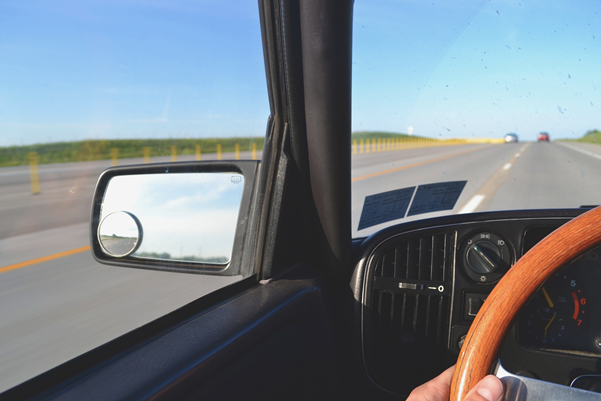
518;246;601;355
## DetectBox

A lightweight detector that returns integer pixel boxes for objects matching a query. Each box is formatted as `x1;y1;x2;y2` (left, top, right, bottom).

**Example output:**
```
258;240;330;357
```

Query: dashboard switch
464;293;487;320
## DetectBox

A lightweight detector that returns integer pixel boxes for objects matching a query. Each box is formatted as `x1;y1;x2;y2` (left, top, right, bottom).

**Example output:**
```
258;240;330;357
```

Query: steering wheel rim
450;206;601;401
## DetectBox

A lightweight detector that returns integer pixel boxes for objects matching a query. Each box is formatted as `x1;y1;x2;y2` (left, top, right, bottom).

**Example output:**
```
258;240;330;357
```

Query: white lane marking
558;142;601;161
459;194;485;214
502;163;511;170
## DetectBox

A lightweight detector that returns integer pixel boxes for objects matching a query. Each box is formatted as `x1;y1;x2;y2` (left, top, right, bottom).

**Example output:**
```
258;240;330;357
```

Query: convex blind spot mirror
91;161;260;276
98;211;143;257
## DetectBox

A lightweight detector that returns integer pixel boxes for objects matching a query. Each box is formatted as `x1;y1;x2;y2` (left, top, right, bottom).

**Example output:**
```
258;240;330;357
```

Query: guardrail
352;137;503;154
24;141;261;195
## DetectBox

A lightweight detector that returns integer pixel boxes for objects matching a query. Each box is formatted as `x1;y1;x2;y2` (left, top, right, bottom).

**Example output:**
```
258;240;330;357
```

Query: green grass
0;137;265;167
352;131;423;139
570;129;601;144
556;129;601;143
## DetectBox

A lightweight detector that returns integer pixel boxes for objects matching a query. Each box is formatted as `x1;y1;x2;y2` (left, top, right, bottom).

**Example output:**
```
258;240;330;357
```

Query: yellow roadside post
217;143;222;160
171;146;177;162
377;138;381;152
29;152;40;195
235;143;240;160
252;142;257;160
360;139;364;154
196;145;202;161
111;148;118;166
143;147;150;163
353;139;357;155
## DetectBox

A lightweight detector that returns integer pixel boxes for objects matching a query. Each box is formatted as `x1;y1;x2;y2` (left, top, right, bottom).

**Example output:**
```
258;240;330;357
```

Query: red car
538;132;550;141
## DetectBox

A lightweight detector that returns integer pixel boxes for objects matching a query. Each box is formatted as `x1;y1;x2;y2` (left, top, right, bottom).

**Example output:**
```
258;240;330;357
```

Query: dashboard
352;208;601;396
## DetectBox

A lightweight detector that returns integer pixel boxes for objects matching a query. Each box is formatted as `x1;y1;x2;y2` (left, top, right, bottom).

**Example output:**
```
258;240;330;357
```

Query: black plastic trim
351;208;590;395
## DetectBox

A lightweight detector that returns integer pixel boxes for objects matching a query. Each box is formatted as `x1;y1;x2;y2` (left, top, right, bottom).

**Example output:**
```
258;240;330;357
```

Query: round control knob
466;241;501;274
461;232;512;283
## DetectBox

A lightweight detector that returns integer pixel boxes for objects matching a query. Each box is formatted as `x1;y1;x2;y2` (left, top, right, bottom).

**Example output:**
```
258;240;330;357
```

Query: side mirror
90;161;260;275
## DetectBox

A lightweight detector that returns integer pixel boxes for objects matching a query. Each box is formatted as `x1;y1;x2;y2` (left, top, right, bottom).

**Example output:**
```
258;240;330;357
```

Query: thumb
464;375;504;401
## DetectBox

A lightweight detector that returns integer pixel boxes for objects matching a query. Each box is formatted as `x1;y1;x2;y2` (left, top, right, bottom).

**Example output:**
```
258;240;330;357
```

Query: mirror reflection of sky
2;0;600;146
101;173;244;262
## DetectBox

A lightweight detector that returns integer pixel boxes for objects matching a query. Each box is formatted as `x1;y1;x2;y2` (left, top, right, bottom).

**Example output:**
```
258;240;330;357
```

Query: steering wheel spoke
494;360;601;401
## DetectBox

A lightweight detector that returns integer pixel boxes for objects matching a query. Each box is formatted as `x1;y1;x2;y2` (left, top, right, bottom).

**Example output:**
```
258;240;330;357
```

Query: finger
463;375;504;401
407;365;456;401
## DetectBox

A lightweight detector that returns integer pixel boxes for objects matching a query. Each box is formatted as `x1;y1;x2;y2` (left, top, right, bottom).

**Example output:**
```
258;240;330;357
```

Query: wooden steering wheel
450;206;601;401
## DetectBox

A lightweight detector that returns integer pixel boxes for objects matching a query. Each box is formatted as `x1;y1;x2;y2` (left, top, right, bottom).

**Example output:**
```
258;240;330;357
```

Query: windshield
351;0;601;237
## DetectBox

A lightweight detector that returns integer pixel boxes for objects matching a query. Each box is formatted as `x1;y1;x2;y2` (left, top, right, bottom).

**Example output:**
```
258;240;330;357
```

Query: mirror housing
90;161;260;276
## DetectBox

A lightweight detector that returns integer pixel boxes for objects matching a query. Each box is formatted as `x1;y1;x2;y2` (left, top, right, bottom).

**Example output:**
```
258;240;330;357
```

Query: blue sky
0;0;269;146
1;0;600;146
353;0;601;140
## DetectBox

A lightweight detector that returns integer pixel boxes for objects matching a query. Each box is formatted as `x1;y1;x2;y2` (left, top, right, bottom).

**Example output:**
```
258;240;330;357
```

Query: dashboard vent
367;232;454;394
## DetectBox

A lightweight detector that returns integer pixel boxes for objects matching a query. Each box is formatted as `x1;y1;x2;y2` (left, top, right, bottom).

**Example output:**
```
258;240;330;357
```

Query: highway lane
0;246;240;392
0;150;261;240
352;143;523;236
2;141;601;392
489;142;601;210
352;141;601;236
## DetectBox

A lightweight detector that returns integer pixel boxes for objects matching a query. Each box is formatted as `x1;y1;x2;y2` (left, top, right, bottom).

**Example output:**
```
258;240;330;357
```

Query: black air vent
367;232;454;394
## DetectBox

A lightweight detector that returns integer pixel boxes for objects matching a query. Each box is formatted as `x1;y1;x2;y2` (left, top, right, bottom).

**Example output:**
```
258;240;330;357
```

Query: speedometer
519;272;588;349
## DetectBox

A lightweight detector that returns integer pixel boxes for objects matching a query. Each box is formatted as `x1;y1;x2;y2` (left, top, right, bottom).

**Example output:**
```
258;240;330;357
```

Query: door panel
37;265;339;401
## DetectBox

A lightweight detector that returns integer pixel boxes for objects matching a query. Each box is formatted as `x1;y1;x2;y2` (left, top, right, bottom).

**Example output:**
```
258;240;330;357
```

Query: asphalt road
352;141;601;236
1;141;601;392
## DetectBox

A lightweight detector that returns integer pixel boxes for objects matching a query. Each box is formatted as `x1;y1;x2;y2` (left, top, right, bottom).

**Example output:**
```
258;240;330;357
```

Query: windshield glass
352;0;601;237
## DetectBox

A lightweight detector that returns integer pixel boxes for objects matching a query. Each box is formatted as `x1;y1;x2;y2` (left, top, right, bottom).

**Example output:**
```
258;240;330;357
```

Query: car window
352;0;601;237
0;0;268;392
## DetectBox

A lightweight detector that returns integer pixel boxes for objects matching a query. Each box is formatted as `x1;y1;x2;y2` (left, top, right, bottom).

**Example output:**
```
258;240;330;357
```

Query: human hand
407;365;504;401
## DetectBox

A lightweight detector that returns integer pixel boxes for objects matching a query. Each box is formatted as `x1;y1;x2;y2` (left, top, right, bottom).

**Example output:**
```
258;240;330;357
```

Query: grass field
567;129;601;144
0;138;265;167
6;128;597;167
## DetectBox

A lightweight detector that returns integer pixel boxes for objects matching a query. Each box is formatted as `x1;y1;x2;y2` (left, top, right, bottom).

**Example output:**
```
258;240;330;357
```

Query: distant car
538;132;550;141
504;133;518;143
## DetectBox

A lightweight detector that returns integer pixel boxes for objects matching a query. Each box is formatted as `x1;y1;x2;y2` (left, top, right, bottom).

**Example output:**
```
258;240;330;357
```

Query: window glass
352;0;601;237
0;0;267;391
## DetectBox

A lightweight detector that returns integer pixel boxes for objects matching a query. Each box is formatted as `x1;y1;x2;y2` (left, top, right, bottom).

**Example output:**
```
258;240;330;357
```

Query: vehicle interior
3;0;601;400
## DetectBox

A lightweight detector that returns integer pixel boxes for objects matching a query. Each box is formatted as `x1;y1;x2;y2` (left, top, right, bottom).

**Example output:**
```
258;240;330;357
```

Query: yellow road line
352;146;491;182
0;245;91;274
